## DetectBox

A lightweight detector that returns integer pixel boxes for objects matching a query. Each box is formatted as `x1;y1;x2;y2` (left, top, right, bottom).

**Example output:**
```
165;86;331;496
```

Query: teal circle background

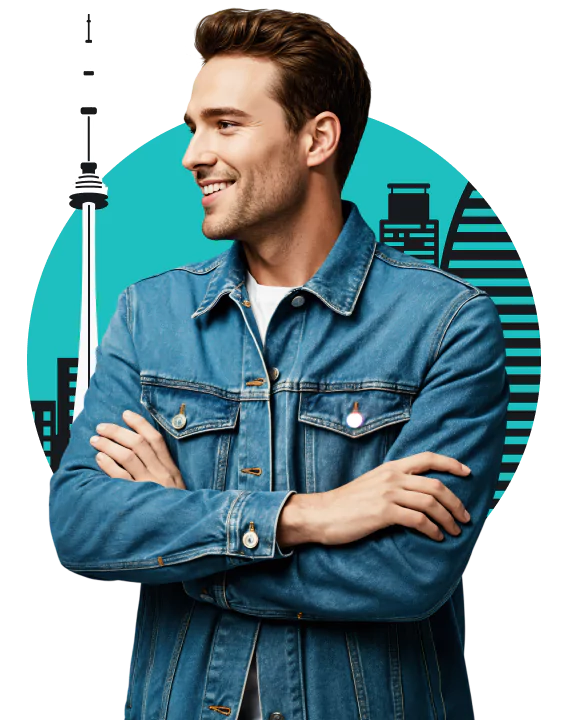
28;118;469;401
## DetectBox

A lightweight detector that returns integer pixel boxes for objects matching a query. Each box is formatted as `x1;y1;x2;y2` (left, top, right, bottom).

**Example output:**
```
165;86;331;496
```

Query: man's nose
181;134;217;173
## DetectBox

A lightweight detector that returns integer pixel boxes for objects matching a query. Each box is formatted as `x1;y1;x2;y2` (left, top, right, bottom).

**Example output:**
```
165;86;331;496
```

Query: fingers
121;411;182;478
90;433;148;479
402;474;471;524
92;419;166;481
390;451;471;479
95;452;134;481
390;488;463;537
391;506;445;541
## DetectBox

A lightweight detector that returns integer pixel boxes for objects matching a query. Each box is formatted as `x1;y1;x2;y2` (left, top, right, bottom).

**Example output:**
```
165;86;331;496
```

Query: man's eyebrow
183;107;252;126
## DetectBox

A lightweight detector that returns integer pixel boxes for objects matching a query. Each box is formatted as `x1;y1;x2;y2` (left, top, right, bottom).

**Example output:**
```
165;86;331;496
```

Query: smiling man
182;50;344;288
49;8;509;720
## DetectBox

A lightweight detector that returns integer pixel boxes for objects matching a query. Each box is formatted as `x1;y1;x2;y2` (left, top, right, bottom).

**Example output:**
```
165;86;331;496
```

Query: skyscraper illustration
31;358;78;471
440;182;540;510
31;401;57;467
379;183;439;264
65;40;107;418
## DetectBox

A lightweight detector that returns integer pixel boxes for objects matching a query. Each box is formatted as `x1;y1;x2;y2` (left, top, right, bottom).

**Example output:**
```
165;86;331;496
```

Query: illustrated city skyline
31;181;540;511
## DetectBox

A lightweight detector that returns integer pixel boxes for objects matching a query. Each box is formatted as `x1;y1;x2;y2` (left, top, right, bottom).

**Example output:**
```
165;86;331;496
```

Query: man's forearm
276;493;324;548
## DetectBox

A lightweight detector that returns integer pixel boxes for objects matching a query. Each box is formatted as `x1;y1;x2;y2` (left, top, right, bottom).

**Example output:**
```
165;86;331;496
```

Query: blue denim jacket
49;200;509;720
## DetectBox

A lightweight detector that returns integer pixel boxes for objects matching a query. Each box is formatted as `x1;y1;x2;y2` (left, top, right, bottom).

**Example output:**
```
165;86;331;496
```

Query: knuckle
426;495;438;510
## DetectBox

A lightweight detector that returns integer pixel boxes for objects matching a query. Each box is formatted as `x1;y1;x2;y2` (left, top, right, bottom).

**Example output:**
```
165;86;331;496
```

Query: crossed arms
49;286;509;622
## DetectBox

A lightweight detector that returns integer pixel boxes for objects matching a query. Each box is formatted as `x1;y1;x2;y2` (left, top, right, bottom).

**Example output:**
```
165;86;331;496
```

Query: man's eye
188;120;236;135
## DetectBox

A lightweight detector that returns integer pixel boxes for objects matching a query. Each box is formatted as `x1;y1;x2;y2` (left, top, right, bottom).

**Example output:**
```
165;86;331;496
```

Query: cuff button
243;531;259;549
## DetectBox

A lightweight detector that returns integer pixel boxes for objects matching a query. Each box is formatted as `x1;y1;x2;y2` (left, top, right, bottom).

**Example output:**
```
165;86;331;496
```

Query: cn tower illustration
69;107;108;421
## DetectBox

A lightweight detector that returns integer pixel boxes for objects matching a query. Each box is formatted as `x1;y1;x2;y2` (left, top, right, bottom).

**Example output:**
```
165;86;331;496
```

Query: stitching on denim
141;588;160;720
396;626;405;720
432;290;483;367
345;632;371;720
298;410;411;438
126;585;147;712
427;618;447;720
158;602;195;720
62;545;233;573
199;613;224;715
140;376;421;397
140;401;240;440
215;432;232;491
226;491;247;556
373;246;488;295
234;622;261;720
418;621;438;720
296;625;308;720
388;624;405;720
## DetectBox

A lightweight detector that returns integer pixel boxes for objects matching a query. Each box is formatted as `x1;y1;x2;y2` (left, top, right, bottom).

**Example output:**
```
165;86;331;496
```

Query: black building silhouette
31;358;78;472
379;183;440;265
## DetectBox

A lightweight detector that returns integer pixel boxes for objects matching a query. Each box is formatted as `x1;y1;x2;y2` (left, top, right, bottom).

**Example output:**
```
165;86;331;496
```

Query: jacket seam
427;618;447;720
431;289;484;367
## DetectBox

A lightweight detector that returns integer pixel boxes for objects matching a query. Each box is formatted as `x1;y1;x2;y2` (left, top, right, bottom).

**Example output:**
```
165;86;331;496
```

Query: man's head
182;8;371;241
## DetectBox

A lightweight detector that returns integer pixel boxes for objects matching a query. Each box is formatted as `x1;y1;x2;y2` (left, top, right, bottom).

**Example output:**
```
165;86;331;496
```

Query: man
49;8;509;720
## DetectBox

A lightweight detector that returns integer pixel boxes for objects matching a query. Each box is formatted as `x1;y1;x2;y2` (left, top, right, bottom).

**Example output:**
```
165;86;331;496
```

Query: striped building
440;182;540;511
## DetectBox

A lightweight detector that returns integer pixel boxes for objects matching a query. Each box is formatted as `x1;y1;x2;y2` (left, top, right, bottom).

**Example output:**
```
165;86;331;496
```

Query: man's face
182;53;308;241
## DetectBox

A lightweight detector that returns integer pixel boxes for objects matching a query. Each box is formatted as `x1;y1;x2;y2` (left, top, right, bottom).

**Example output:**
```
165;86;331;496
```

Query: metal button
269;367;279;381
243;521;259;549
243;530;259;549
172;413;187;429
346;401;364;429
291;295;305;307
172;403;187;429
269;713;285;720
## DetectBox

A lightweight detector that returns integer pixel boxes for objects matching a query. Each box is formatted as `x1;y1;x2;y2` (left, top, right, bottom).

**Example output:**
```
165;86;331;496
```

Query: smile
201;181;236;207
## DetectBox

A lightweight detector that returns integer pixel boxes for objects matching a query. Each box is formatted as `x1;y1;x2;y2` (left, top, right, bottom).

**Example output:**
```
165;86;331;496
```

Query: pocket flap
140;381;240;439
298;389;412;438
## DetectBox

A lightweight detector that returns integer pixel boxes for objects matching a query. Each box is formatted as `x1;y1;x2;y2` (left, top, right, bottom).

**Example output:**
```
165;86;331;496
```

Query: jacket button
242;530;259;549
291;295;305;307
269;367;279;381
269;714;285;720
172;413;187;430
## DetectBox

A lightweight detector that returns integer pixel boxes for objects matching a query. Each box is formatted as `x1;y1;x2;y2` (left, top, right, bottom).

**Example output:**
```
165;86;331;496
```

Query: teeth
202;181;234;195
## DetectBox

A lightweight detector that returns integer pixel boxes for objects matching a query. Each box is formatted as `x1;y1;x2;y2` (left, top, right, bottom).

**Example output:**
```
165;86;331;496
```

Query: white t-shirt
237;270;296;720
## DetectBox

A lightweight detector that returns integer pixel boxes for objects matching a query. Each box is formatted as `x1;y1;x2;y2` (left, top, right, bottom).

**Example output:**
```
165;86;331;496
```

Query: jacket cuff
227;490;297;563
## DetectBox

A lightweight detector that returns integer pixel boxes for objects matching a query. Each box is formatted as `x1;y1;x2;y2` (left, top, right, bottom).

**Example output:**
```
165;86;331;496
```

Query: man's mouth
201;180;236;207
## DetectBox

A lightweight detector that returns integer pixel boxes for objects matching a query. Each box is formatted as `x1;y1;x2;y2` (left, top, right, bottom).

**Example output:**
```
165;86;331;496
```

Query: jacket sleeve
205;291;509;622
49;288;297;584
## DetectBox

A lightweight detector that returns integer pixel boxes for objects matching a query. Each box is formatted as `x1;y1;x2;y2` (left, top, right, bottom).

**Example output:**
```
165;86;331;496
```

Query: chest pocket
140;379;240;491
298;388;413;493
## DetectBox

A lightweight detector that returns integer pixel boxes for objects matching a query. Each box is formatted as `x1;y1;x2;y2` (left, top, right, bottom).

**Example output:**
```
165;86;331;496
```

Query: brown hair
194;8;371;191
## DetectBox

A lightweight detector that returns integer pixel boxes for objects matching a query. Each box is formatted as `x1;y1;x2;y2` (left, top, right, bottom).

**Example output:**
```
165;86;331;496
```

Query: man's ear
304;111;341;171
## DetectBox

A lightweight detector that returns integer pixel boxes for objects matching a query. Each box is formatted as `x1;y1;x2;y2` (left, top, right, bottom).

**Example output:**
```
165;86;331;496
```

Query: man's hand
277;452;472;548
90;410;186;489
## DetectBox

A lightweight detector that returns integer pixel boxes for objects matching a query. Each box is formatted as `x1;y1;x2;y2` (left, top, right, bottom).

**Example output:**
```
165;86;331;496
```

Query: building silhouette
31;357;78;471
379;183;439;265
440;182;540;511
31;400;57;467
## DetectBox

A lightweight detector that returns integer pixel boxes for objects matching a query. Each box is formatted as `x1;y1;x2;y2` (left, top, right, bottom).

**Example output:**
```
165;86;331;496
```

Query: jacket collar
190;199;377;319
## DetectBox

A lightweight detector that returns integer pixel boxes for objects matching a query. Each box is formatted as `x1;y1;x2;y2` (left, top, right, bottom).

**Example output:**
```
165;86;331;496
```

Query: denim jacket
49;200;509;720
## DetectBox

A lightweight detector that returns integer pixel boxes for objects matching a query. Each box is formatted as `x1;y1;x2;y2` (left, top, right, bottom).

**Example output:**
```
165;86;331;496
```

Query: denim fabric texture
49;200;510;720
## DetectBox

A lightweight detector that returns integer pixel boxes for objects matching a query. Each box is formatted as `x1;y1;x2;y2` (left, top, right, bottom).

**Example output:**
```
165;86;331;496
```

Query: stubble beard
201;146;307;243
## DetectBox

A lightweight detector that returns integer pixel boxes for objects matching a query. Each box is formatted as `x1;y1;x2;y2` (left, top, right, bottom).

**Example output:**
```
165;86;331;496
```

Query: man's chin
201;217;234;241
